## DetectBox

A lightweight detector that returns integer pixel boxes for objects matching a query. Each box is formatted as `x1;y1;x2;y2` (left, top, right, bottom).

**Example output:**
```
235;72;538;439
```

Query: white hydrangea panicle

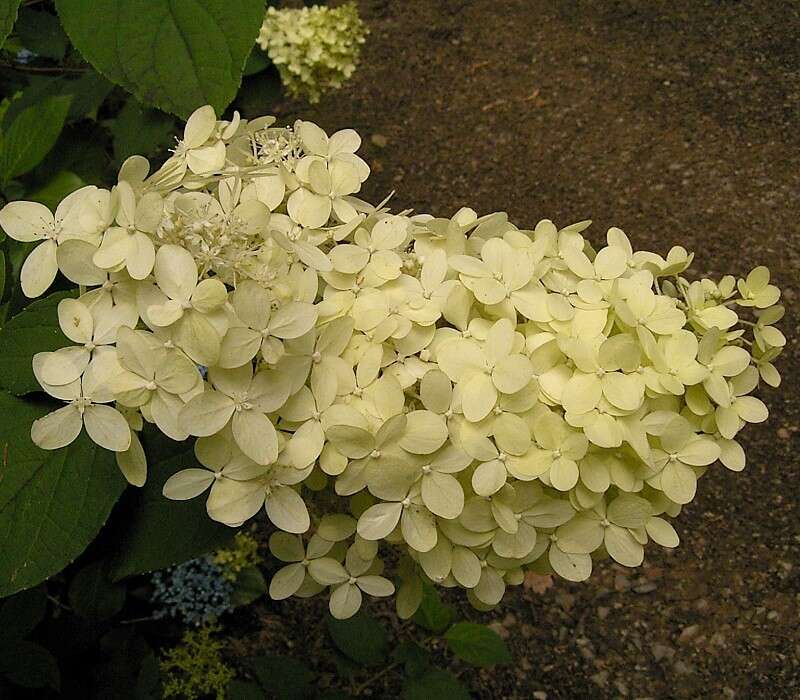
0;105;785;620
257;3;368;104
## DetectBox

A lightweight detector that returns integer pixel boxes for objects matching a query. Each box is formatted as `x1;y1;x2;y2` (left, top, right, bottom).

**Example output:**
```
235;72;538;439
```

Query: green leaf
402;669;471;700
249;655;313;700
15;8;69;60
34;123;110;184
393;641;430;680
135;651;162;700
109;443;235;581
0;585;46;644
3;73;114;126
443;623;512;667
243;48;270;76
0;640;60;690
412;583;454;633
0;391;126;598
27;171;85;212
111;99;175;163
0;249;5;302
0;0;22;49
326;611;388;667
56;0;265;118
229;565;266;608
68;560;126;621
0;291;76;396
0;95;72;183
227;680;265;700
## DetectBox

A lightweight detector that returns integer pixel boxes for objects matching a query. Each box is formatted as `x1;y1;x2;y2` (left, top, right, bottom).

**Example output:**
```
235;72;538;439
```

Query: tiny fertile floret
0;105;784;620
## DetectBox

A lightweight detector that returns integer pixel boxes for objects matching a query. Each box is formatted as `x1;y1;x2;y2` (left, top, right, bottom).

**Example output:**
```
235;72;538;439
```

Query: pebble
370;133;388;148
489;621;510;639
777;427;790;440
533;692;548;699
673;660;694;675
679;624;700;643
633;582;658;594
651;642;675;661
591;671;609;687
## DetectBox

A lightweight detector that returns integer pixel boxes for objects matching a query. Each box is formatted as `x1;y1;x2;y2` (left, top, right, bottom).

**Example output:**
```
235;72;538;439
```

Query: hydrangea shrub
0;105;784;620
256;3;368;103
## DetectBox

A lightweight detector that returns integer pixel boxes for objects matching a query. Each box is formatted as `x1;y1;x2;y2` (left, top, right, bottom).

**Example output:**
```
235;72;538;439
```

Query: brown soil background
238;2;800;698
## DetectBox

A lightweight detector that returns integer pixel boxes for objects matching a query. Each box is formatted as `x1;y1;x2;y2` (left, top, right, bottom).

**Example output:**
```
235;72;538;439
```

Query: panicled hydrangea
257;3;368;103
0;105;785;620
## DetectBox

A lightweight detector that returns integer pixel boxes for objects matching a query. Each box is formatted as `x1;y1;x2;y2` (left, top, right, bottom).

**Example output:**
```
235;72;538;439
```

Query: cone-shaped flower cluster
257;3;368;104
0;106;784;619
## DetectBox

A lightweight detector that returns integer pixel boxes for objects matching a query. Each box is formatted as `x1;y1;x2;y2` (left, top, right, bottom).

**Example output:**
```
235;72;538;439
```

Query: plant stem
119;614;160;625
352;661;401;696
0;62;90;75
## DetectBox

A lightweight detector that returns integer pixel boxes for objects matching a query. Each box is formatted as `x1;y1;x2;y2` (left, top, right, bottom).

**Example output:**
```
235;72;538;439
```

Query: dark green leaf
135;651;161;700
0;640;60;690
394;641;430;680
0;0;22;49
34;123;111;184
412;583;454;633
444;622;512;667
0;249;5;301
243;48;270;76
326;611;388;667
0;95;72;183
0;585;46;644
249;655;313;700
68;560;126;621
227;680;265;700
235;66;282;118
230;565;267;607
0;291;76;396
402;669;471;700
109;445;234;581
331;649;360;679
15;8;69;60
0;391;126;597
3;73;112;126
27;171;85;212
56;0;265;117
111;99;175;163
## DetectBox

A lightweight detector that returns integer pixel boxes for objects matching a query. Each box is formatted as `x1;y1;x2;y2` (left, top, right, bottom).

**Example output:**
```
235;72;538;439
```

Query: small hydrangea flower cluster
160;624;233;700
151;556;234;627
212;531;261;582
0;106;784;620
257;3;368;103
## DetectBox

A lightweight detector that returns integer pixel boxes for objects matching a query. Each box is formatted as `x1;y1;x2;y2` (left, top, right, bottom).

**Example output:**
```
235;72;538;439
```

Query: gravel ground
236;2;800;698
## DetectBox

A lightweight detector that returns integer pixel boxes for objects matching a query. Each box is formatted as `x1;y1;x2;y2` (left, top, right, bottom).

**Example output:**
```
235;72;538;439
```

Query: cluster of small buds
257;3;368;103
212;531;261;582
151;556;234;626
0;105;783;620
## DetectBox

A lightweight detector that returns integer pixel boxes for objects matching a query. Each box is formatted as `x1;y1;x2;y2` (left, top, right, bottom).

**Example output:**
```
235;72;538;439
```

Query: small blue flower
151;556;233;626
15;49;37;65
